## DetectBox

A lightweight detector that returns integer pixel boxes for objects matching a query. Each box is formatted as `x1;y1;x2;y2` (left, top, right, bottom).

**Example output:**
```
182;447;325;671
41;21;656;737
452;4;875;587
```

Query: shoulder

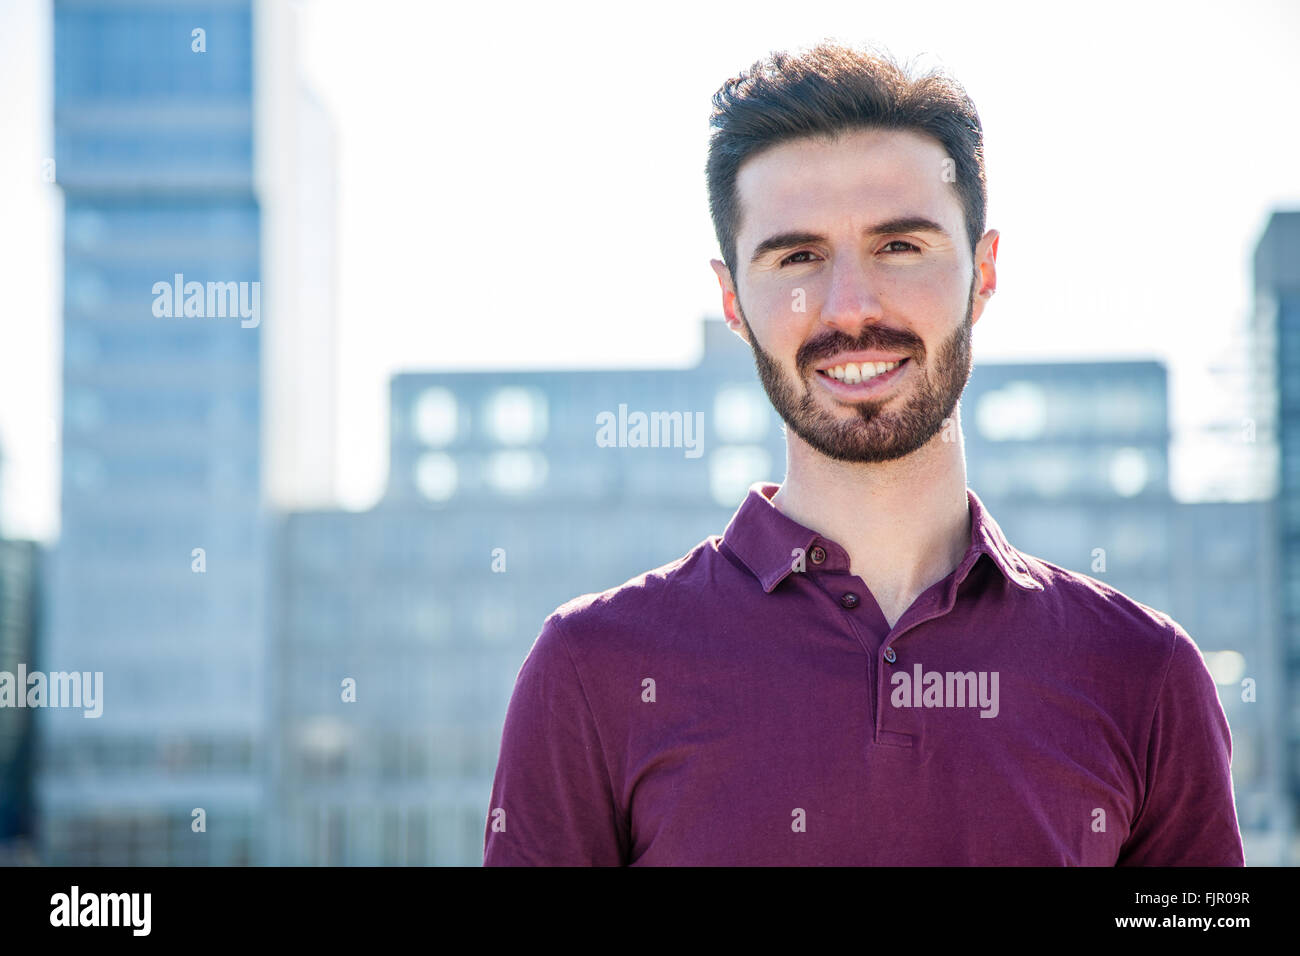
1014;551;1194;666
547;535;723;629
537;534;728;658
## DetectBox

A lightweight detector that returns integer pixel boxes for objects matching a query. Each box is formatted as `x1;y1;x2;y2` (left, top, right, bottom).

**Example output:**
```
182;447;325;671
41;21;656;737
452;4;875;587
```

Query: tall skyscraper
39;0;336;864
1255;210;1300;859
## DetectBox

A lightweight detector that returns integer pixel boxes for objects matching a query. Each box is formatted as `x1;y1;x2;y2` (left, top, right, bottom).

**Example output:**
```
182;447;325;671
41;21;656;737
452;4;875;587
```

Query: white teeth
823;360;900;383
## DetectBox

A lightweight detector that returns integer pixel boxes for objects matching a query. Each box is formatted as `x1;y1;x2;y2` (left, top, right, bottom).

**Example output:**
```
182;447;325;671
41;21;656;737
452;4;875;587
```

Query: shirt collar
721;481;1043;594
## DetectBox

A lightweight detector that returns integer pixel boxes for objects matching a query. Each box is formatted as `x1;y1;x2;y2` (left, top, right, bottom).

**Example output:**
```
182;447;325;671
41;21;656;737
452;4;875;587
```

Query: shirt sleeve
482;615;628;866
1116;623;1245;866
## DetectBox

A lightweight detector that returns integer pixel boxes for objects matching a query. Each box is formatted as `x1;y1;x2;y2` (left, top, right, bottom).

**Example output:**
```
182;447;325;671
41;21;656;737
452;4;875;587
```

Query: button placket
825;578;876;737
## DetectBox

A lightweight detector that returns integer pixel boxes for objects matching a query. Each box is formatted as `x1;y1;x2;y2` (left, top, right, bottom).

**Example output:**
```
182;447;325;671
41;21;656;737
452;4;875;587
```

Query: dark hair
706;41;987;281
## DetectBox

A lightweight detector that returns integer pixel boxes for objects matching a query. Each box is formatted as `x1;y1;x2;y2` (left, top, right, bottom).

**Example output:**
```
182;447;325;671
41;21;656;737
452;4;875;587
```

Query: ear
969;229;999;327
710;258;750;343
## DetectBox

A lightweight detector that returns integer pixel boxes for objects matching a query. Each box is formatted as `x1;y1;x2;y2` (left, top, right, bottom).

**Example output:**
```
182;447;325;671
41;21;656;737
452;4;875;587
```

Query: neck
770;408;972;623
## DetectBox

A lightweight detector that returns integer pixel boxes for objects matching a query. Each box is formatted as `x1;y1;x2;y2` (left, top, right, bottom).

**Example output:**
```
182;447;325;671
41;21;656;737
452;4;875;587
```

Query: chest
618;640;1138;865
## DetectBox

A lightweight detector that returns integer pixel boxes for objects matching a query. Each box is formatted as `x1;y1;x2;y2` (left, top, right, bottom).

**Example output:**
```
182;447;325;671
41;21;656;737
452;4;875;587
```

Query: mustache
796;329;925;369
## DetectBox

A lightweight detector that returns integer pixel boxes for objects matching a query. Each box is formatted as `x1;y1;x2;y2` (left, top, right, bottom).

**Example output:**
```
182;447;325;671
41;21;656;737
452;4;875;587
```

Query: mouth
814;357;910;397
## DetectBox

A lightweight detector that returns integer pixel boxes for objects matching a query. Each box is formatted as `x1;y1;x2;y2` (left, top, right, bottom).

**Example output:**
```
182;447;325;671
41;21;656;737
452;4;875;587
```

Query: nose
819;253;885;338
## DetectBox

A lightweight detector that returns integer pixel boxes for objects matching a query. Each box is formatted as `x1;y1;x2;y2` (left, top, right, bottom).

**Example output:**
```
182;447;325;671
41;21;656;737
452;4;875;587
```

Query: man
483;42;1245;866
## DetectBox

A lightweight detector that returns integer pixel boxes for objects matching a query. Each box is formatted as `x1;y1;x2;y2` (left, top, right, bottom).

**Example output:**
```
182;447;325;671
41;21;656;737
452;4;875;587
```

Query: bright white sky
2;0;1299;539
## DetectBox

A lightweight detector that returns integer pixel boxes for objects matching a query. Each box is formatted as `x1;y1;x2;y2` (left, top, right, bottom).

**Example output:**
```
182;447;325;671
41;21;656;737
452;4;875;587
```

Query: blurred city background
1;0;1298;865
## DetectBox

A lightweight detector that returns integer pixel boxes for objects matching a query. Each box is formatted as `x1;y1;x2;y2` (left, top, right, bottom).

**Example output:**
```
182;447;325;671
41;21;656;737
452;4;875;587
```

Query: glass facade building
1256;210;1300;858
39;0;268;865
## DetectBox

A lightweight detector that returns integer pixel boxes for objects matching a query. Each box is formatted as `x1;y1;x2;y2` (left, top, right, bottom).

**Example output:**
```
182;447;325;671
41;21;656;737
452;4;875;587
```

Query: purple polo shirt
483;482;1244;865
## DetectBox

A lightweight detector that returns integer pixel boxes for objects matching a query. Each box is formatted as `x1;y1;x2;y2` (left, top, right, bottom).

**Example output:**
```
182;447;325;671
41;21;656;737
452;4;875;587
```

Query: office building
40;0;334;864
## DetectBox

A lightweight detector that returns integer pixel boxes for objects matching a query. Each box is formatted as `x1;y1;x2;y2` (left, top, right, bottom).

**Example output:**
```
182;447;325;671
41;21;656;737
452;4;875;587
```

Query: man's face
711;128;998;463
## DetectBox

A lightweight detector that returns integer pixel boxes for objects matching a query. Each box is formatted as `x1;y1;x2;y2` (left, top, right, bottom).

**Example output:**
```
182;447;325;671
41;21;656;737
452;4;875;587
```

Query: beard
738;289;974;464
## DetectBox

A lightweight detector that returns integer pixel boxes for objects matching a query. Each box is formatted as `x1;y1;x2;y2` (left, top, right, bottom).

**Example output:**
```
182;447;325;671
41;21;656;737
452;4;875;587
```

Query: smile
814;357;909;394
818;359;903;384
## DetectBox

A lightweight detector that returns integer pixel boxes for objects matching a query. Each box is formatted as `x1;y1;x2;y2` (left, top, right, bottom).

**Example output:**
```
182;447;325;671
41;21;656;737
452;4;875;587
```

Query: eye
881;240;920;253
779;250;819;266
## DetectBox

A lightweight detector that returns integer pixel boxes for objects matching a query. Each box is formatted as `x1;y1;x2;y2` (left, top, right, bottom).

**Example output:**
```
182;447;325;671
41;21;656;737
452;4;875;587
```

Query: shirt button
810;546;827;564
840;592;859;609
883;647;897;664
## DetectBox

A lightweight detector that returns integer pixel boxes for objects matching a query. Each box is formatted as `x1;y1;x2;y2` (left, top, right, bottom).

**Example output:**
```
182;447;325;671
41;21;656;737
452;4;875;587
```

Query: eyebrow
748;216;952;264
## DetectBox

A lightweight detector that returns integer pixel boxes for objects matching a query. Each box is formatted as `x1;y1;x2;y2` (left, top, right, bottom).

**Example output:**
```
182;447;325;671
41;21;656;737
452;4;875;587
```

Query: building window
298;718;348;780
484;387;546;444
1095;386;1154;435
714;384;769;442
67;210;107;248
415;453;457;501
1021;453;1073;498
65;327;98;364
64;388;104;428
65;449;104;490
709;446;771;507
413;388;458;446
412;599;450;642
1109;447;1149;497
68;268;108;311
486;450;547;495
476;602;516;643
1202;650;1246;686
976;381;1047;441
